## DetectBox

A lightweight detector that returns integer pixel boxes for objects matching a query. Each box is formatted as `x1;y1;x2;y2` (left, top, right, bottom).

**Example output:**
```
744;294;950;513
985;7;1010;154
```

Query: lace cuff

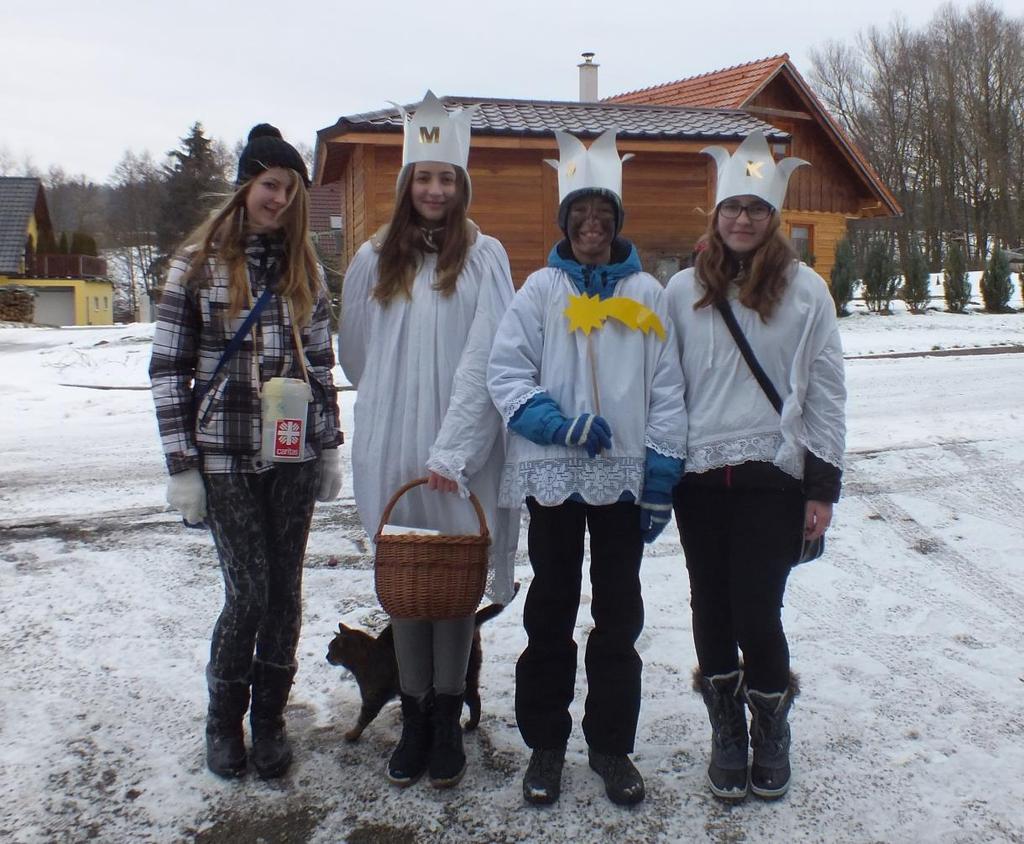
501;387;545;426
646;436;687;461
426;450;470;498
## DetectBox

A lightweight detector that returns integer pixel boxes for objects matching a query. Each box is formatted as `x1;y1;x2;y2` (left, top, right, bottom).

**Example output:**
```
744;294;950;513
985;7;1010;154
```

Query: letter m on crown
419;126;440;144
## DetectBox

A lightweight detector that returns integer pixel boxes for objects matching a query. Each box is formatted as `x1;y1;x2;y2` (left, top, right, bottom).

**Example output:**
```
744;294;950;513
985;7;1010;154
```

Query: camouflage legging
204;461;319;684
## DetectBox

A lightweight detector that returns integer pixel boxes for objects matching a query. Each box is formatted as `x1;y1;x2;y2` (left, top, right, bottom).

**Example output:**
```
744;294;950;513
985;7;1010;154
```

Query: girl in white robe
338;160;517;789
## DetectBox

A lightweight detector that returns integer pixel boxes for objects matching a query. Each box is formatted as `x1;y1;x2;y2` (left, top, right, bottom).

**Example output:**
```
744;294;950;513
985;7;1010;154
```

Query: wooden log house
315;55;899;285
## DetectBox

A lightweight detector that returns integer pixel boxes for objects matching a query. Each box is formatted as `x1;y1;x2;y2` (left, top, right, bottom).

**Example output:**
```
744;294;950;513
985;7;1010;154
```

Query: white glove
317;449;343;502
166;468;207;525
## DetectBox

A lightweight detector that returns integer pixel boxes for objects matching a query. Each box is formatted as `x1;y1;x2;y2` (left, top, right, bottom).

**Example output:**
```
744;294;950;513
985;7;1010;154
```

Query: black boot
249;660;296;780
429;692;467;788
745;673;799;799
588;749;646;806
388;692;433;786
694;668;749;800
205;673;250;779
522;746;567;805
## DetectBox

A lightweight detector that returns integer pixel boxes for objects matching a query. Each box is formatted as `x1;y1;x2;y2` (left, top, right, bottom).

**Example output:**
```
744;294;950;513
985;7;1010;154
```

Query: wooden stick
587;333;601;415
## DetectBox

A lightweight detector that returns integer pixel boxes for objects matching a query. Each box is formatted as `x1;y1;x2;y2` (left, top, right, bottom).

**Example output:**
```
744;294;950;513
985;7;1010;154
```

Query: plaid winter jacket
150;247;342;475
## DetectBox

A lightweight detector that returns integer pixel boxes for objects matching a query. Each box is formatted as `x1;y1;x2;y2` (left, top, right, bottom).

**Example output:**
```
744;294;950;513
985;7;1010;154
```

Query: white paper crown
392;90;477;171
701;131;808;211
544;128;634;203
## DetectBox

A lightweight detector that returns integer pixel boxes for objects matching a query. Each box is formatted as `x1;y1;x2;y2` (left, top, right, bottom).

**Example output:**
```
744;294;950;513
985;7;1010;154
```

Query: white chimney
578;52;598;102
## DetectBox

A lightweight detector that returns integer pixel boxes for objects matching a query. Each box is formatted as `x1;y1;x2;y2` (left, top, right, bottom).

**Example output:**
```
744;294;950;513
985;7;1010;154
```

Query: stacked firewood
0;287;35;323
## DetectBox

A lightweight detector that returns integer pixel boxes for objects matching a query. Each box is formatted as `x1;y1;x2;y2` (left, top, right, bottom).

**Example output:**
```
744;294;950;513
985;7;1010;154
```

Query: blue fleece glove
553;413;613;458
639;489;673;543
508;393;613;458
639;447;684;543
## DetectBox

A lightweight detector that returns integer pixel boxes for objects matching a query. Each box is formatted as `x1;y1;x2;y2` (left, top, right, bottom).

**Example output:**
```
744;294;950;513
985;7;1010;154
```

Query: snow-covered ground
1;302;1023;843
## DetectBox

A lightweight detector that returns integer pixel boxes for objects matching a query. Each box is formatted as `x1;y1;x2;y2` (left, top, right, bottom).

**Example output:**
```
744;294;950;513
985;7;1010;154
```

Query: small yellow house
0;177;113;326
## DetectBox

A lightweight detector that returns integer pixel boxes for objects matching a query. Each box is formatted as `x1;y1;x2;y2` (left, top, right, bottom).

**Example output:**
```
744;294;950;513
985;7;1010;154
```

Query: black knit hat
557;187;624;237
236;124;310;187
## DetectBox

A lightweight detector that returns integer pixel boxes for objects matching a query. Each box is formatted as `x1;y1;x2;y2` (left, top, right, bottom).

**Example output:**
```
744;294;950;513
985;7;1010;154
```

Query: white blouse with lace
487;267;687;508
665;261;846;479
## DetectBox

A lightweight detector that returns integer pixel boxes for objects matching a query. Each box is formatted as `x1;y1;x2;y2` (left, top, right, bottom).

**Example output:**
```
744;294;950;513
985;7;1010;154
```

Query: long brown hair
374;166;471;304
693;206;797;321
179;169;321;327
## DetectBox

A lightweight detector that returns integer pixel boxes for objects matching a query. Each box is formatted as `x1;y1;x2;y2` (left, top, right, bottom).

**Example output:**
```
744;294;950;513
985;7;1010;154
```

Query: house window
790;225;814;265
94;297;100;309
103;297;108;309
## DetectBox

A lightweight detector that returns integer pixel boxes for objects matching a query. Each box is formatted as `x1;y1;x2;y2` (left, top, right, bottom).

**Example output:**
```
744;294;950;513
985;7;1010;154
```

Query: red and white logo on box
274;418;304;458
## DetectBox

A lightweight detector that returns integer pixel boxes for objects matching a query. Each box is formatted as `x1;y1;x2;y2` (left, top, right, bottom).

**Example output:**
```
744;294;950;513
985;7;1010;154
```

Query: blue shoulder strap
195;286;274;401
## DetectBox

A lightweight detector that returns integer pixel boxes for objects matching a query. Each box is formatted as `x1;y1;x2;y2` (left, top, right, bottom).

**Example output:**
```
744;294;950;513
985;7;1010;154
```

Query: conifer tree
861;238;899;313
943;242;971;313
901;242;931;312
980;248;1013;312
829;238;857;316
154;122;230;281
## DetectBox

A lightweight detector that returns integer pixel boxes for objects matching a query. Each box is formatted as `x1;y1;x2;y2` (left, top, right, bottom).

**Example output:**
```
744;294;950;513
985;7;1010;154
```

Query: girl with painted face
338;92;518;790
665;131;847;802
488;129;687;807
150;124;343;780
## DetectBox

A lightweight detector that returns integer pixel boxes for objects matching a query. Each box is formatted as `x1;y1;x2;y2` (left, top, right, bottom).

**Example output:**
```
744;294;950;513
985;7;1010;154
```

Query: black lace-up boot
694;667;749;800
429;693;467;788
745;673;799;799
387;692;432;786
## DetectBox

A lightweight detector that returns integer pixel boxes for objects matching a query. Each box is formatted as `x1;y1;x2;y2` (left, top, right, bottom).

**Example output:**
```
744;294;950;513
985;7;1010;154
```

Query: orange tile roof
606;55;790;108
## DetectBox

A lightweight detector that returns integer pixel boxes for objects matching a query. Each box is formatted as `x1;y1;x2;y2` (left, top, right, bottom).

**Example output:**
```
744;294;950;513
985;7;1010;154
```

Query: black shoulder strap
715;299;783;415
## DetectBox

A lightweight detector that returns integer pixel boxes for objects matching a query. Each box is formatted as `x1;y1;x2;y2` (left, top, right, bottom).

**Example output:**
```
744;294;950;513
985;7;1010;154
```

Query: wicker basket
373;477;490;620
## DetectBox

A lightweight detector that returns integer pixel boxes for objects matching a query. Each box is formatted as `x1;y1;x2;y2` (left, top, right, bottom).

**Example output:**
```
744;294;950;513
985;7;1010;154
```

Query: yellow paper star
745;160;764;178
564;294;666;341
564;292;605;335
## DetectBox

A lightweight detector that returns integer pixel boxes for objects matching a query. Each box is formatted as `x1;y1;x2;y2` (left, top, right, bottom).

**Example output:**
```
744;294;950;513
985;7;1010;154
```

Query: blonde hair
180;169;321;326
693;206;797;321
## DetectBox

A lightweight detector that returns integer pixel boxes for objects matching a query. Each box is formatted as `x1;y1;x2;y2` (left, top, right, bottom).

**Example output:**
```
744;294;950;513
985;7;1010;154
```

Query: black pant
204;460;319;683
516;498;644;754
673;473;803;693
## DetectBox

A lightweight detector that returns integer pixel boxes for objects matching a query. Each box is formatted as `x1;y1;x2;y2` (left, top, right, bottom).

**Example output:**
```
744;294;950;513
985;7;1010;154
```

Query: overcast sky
0;0;1008;183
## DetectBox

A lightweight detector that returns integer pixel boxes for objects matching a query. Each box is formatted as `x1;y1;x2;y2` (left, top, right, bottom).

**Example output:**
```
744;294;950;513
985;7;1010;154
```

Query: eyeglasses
719;200;774;222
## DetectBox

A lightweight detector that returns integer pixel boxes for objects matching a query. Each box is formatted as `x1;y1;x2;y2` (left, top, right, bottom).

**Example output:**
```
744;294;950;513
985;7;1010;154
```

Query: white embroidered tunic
665;262;846;479
339;233;520;603
487;268;687;507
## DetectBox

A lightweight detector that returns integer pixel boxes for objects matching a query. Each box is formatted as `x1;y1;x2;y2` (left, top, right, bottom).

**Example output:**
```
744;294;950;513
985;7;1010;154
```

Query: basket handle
374;477;490;541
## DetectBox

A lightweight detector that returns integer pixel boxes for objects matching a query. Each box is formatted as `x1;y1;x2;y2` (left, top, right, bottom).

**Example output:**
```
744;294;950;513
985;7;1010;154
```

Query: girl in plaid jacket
149;124;343;781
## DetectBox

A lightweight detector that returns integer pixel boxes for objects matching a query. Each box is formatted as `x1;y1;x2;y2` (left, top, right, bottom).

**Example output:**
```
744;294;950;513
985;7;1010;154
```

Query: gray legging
391;616;475;697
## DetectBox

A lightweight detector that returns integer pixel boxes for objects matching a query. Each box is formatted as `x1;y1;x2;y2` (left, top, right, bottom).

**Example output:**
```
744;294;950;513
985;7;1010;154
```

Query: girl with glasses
665;131;846;802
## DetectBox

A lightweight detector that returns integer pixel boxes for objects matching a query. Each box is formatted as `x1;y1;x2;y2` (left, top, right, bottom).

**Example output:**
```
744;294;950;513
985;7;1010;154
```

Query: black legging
673;474;803;693
204;461;319;682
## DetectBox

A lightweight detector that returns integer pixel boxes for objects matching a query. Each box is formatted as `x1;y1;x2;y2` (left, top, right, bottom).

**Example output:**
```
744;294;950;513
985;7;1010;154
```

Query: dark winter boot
429;692;467;788
249;660;296;780
588;749;646;806
694;667;749;800
387;692;433;786
522;746;567;805
745;673;800;799
205;674;250;779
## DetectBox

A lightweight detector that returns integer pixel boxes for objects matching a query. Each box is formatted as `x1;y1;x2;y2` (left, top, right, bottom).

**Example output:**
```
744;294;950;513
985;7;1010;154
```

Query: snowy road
1;318;1022;843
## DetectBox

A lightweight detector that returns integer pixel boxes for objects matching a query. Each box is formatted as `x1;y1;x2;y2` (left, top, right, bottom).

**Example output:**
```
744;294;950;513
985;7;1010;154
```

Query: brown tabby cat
326;585;518;742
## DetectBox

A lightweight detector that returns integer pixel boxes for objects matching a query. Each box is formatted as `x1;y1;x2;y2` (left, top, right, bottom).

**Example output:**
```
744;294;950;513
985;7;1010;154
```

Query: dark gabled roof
319;95;787;143
0;177;42;274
